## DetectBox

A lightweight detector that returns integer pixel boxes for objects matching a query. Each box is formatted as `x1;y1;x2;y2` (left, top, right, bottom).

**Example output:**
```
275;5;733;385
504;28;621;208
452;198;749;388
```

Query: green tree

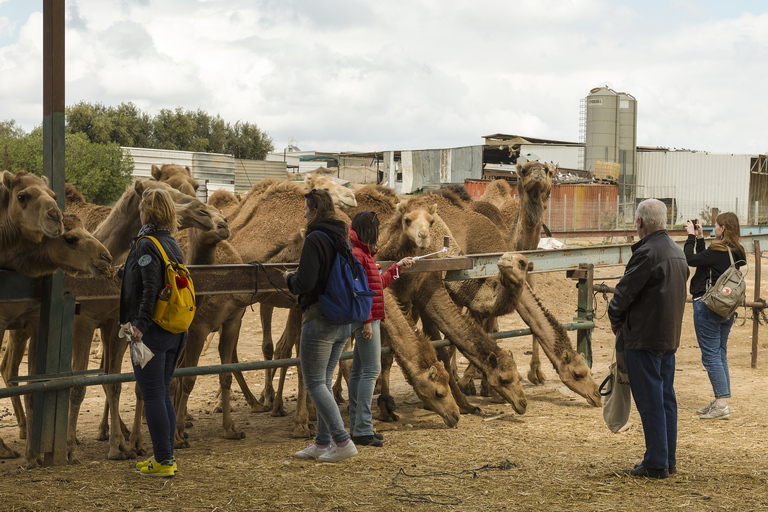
67;101;152;148
1;126;133;205
226;121;274;160
0;120;25;140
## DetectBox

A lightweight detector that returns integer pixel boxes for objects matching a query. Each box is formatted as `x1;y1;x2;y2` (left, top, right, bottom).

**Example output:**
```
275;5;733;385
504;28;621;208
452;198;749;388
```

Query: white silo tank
585;86;619;174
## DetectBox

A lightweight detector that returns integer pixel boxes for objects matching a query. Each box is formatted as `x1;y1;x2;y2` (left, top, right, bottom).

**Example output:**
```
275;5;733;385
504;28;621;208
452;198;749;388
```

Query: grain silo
584;86;637;211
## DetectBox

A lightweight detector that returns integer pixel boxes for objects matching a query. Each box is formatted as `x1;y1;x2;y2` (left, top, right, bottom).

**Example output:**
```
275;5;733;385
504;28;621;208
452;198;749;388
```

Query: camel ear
487;352;499;369
2;170;12;190
428;366;438;381
134;179;146;196
527;262;534;272
304;174;315;188
299;228;306;239
184;165;193;176
150;164;162;180
40;174;49;186
562;351;572;364
429;203;437;215
396;202;405;213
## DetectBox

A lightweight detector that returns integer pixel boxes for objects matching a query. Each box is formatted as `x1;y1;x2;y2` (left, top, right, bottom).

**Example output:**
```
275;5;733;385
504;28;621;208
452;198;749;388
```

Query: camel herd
0;163;601;469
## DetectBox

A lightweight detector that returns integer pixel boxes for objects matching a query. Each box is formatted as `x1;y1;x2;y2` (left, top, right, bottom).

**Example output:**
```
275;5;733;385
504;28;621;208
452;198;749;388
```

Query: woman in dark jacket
684;212;746;420
347;211;413;447
120;187;186;477
285;188;357;463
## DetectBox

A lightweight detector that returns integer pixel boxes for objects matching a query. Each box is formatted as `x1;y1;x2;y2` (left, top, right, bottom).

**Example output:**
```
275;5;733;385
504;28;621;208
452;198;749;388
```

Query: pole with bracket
567;263;594;368
752;240;761;368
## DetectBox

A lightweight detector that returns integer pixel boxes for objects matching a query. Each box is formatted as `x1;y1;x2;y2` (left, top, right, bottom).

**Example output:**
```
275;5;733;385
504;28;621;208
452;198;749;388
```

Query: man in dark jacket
608;199;689;479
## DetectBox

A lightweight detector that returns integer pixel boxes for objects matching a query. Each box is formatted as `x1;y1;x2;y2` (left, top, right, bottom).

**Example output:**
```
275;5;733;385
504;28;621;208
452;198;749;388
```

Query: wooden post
32;0;71;466
571;263;594;368
752;240;761;369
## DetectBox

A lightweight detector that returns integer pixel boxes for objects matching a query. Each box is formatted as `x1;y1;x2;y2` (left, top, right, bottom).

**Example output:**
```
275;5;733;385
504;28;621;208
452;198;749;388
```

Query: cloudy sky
1;0;767;155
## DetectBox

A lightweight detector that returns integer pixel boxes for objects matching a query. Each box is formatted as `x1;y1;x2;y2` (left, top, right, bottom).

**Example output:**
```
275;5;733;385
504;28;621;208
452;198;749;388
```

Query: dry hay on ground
2;240;768;510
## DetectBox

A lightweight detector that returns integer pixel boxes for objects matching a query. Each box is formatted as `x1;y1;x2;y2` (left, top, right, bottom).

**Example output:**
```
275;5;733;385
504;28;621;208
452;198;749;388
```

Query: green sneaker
139;458;177;477
136;456;177;473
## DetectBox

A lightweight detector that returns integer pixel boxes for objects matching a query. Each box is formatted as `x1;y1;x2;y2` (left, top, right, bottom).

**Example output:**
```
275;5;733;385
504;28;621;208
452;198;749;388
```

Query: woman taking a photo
285;188;357;463
684;212;745;420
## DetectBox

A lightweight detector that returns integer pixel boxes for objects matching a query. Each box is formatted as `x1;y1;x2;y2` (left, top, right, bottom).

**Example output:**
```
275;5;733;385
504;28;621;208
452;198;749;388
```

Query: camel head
411;362;461;428
554;349;602;407
516;161;553;204
305;174;357;210
2;170;64;242
134;180;215;232
151;164;199;197
196;206;230;244
497;253;533;289
484;350;528;414
264;229;306;263
394;199;437;250
53;214;113;277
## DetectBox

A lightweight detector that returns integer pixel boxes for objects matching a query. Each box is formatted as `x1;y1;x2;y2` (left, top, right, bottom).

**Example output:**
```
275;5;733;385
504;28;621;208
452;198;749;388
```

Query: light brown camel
378;288;460;427
376;195;528;415
64;184;112;232
511;161;555;385
304;174;357;210
1;170;64;245
207;188;241;219
0;214;113;460
345;184;400;227
477;179;519;232
150;163;199;197
445;253;601;406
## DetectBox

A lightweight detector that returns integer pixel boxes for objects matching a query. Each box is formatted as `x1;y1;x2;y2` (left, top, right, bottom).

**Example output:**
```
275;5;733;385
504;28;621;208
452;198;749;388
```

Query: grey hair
635;199;667;231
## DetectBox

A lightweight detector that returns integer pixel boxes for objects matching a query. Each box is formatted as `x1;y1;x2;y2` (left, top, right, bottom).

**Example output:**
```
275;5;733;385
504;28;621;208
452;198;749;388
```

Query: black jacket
608;230;689;351
683;235;746;298
119;229;184;334
285;217;350;312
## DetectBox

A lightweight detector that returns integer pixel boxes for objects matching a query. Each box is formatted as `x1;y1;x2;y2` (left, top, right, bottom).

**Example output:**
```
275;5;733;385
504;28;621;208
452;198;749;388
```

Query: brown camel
445;253;601;406
0;214;114;460
376;195;528;414
304;174;357;210
64;184;112;232
477;179;519;232
1;170;64;245
150;164;199;197
207;188;241;218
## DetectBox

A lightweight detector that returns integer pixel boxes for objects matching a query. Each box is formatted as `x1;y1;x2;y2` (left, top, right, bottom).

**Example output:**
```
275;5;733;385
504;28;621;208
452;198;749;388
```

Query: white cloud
1;0;767;155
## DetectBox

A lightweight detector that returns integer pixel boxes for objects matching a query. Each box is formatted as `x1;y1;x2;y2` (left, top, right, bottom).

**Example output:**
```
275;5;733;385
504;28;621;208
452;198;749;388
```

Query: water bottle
158;284;172;301
376;263;382;275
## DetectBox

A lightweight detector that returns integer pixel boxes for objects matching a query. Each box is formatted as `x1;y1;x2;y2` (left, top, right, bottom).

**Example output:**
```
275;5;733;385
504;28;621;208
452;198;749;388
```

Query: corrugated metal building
233;159;286;192
384;146;483;193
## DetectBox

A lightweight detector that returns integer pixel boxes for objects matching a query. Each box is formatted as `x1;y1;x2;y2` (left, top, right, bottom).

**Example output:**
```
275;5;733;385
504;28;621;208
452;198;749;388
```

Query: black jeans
133;324;185;462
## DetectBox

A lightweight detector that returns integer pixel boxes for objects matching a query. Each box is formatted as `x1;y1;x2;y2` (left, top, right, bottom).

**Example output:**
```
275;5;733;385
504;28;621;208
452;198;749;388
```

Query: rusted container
547;183;618;231
464;178;490;199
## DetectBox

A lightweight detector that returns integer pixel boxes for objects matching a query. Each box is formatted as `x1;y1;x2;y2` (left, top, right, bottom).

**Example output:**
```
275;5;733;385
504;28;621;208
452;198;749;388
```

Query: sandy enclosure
2;238;768;511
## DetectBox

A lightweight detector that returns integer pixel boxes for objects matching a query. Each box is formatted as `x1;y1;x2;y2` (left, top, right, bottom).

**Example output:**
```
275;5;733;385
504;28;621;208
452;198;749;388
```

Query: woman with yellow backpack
119;188;189;477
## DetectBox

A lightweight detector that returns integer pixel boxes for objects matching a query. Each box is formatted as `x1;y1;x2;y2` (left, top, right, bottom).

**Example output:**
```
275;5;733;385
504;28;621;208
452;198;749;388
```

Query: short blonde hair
140;188;177;233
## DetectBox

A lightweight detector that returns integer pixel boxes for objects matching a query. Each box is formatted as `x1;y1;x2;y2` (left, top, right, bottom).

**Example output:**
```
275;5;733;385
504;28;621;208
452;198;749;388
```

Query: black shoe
624;465;669;479
634;462;676;475
373;432;384;441
351;435;383;447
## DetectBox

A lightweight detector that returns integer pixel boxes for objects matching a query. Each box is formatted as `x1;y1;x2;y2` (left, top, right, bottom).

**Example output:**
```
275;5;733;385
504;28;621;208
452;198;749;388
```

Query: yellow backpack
138;236;196;333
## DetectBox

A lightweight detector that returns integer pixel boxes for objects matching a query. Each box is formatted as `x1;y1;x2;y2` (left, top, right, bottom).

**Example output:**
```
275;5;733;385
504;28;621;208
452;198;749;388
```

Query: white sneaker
318;440;358;463
696;400;716;415
700;404;730;420
295;443;331;460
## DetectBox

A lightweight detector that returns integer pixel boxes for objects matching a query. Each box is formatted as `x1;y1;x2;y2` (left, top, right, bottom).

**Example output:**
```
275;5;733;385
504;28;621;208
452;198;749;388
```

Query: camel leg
1;327;31;440
526;274;547;385
269;310;302;418
173;323;209;449
292;357;315;439
0;436;20;459
375;330;398;422
457;363;481;396
200;329;217;357
232;359;269;413
218;318;246;440
332;337;353;404
22;328;42;469
259;304;276;409
128;383;146;456
99;319;135;460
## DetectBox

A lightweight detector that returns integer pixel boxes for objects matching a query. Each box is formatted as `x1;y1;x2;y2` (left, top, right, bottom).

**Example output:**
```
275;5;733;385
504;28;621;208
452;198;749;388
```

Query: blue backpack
314;231;376;324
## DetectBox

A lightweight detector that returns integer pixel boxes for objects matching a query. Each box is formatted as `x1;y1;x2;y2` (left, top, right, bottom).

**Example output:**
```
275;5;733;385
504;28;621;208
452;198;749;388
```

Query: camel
304;174;357;210
150;164;199;197
378;288;460;427
0;214;114;459
64;184;113;232
444;253;601;406
345;184;400;227
1;170;64;245
207;189;241;219
477;179;519;232
376;195;528;415
510;161;555;385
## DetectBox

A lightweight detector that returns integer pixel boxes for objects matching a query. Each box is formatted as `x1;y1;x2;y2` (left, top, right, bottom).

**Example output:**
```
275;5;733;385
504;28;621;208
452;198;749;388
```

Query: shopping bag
599;330;631;433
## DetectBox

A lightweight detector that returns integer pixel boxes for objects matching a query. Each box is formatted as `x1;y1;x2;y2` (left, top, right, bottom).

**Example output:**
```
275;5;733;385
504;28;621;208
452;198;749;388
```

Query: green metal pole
574;263;594;367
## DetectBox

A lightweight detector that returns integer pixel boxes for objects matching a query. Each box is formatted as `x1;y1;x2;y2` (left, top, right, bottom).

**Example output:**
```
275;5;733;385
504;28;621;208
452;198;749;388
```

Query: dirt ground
2;239;768;511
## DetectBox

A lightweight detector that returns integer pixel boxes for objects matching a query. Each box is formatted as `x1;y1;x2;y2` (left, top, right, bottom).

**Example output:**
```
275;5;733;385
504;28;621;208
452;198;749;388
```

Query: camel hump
65;183;85;204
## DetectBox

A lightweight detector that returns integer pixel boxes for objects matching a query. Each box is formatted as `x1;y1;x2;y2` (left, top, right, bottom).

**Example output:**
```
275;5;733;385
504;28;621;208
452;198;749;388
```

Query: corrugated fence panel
124;147;195;180
637;151;751;222
449;146;483;183
192;153;236;202
519;144;582;169
548;184;618;231
234;160;287;191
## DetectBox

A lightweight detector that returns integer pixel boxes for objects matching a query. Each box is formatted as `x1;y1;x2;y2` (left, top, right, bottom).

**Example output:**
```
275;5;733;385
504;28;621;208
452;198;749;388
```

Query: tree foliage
1;126;133;205
65;102;274;159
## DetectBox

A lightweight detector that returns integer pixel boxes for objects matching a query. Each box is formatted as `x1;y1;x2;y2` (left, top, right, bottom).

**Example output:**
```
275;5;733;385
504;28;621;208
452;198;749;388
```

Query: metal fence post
752;240;761;369
567;263;594;367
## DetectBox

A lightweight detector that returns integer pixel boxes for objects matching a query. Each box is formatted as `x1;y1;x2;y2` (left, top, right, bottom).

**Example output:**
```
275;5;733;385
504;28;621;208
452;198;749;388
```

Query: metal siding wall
124;147;195;180
548;184;618;230
234;160;287;191
192;153;236;202
519;144;581;169
637;152;750;222
449;146;482;182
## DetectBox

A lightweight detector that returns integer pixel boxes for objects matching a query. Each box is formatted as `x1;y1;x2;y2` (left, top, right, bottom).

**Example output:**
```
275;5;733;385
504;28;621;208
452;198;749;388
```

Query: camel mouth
42;219;65;238
586;393;602;407
441;411;460;428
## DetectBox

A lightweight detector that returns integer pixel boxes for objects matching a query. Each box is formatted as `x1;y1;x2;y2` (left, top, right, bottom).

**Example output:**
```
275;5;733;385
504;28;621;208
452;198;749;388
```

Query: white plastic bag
599;331;632;433
119;322;154;369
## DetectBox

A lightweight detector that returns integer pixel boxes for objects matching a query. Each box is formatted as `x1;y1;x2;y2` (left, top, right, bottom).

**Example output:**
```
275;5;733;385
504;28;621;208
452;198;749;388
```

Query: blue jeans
349;320;382;437
133;324;185;462
624;349;677;470
693;300;733;398
300;314;352;446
